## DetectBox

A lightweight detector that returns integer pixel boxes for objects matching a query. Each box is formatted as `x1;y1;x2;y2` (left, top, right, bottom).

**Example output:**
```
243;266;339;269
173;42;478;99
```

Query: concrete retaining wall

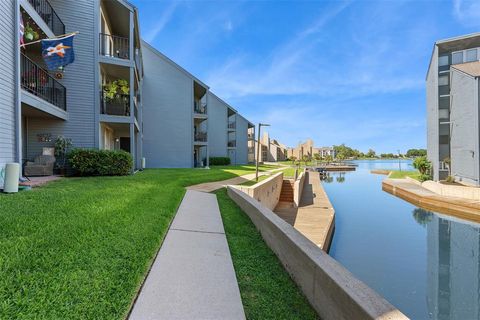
234;172;283;210
422;180;480;201
227;186;407;320
293;170;306;207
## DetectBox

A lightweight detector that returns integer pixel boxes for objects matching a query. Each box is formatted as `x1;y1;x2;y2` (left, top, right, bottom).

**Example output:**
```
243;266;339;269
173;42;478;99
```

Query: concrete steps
279;180;294;202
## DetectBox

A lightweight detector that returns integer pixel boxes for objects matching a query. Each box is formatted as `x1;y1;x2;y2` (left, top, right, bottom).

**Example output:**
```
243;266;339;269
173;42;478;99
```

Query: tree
406;149;427;158
366;149;376;158
301;155;310;166
413;156;432;181
313;153;322;161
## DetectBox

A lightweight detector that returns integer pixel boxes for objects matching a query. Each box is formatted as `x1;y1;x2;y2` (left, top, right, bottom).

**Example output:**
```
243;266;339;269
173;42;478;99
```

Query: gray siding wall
25;0;97;158
0;0;17;178
207;93;227;158
450;70;479;186
142;43;193;168
236;116;248;165
426;46;439;180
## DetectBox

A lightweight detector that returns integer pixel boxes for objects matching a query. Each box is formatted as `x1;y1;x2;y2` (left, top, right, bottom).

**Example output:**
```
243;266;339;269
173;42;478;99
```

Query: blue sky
132;0;480;153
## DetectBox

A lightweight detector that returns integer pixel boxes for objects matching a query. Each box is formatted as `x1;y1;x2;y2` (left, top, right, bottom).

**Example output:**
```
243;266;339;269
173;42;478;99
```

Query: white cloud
143;2;179;42
453;0;480;27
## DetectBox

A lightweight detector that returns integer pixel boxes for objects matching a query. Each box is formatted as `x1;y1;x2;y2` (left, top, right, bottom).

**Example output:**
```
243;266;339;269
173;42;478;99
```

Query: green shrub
209;157;231;166
68;148;133;176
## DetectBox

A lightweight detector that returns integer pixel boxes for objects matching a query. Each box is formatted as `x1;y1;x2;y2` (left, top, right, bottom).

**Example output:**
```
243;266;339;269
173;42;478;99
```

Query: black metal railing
194;101;207;114
194;132;208;142
228;121;236;129
228;140;236;148
101;91;130;116
21;53;66;111
27;0;65;35
99;33;130;60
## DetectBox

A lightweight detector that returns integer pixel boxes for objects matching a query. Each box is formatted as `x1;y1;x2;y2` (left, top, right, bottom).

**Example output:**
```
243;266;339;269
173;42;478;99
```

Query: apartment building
256;132;288;162
0;0;143;176
426;33;480;186
0;0;254;178
287;139;335;160
141;42;254;168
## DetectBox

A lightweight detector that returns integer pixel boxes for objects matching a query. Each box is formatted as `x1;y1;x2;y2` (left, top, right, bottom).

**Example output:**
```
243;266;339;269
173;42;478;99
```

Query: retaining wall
293;169;306;207
422;180;480;201
234;172;283;210
227;186;408;320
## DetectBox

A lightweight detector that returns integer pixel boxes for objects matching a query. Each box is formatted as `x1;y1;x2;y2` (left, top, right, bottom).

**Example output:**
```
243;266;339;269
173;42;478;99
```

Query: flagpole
20;31;79;47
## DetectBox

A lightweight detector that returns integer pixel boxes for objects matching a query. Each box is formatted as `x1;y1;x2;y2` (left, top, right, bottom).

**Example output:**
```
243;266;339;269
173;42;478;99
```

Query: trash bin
3;163;20;193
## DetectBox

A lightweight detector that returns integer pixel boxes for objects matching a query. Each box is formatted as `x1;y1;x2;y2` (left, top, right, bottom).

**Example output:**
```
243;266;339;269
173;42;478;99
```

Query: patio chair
24;155;56;177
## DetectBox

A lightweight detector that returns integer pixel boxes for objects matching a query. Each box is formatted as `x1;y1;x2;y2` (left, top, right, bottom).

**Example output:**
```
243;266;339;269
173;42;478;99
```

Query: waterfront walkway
275;171;335;251
383;178;480;222
129;190;245;320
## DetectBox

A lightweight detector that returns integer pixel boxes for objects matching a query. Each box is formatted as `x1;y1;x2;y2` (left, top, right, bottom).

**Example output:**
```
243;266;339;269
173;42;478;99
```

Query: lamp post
256;123;270;181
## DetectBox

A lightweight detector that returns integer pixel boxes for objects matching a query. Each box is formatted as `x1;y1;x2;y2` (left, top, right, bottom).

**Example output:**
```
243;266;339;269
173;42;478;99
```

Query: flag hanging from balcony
41;34;75;71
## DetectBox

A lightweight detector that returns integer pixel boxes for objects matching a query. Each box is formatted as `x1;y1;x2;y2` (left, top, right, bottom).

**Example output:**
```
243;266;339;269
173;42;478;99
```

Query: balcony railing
248;147;255;153
194;132;208;142
228;140;236;148
27;0;65;35
21;53;66;111
247;133;254;139
228;121;236;129
101;91;130;116
99;33;130;60
194;101;207;114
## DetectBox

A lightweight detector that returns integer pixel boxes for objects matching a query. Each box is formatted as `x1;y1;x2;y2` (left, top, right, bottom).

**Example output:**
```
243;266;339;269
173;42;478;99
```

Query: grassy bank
215;189;318;319
389;170;421;181
0;165;273;319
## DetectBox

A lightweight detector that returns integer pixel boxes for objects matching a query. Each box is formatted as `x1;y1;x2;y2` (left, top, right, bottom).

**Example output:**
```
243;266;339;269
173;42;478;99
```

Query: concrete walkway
274;171;335;251
383;178;480;222
129;190;245;320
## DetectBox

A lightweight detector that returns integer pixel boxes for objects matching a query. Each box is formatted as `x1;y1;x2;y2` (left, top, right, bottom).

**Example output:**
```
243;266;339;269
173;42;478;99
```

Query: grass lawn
0;165;273;319
215;189;318;319
389;170;421;180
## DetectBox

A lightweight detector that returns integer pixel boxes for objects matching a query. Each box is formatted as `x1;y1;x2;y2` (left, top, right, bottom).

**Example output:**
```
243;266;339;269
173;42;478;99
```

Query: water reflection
412;208;433;227
426;214;480;320
320;172;346;183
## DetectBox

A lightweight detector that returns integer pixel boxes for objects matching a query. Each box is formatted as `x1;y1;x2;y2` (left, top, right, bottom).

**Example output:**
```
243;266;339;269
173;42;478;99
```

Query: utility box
3;163;20;193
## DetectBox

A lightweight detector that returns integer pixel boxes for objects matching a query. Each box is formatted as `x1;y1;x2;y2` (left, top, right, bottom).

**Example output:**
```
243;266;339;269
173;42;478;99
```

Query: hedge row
68;148;133;176
209;157;231;166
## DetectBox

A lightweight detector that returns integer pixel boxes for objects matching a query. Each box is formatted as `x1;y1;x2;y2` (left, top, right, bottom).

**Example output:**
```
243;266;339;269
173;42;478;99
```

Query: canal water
323;160;480;320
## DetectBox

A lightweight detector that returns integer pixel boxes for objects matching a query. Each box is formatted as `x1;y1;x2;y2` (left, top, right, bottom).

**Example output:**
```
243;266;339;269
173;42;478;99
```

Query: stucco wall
207;93;227;158
449;69;479;186
234;172;283;210
426;45;439;181
293;169;306;207
0;0;17;185
142;42;193;168
227;186;407;320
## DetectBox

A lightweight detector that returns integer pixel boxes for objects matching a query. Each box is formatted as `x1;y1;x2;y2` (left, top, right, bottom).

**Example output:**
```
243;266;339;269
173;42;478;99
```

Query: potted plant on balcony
54;136;73;175
103;79;129;100
102;79;130;115
24;23;39;42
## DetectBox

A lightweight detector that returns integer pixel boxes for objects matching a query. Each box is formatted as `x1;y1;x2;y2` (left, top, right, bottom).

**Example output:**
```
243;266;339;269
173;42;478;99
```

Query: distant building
287;139;336;160
255;132;288;162
426;33;480;186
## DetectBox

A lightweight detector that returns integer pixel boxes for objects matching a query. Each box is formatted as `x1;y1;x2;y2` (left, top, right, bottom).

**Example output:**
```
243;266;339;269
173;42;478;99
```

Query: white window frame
451;50;464;65
465;48;478;62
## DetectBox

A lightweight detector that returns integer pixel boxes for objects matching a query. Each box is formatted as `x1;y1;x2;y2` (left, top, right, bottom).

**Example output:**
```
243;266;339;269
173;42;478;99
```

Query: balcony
99;33;130;60
228;121;236;130
247;133;254;140
228;140;236;148
27;0;65;35
21;53;66;111
248;147;255;153
194;131;208;143
194;101;207;115
101;91;130;116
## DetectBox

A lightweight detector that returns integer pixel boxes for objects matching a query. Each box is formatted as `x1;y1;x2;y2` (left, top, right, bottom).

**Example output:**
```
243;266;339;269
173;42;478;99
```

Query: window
466;49;478;62
439;55;449;66
439;109;449;120
439;96;449;109
452;51;463;64
439;75;449;86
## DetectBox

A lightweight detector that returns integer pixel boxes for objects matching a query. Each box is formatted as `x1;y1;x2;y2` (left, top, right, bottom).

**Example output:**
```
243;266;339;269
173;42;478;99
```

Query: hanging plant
24;23;39;42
